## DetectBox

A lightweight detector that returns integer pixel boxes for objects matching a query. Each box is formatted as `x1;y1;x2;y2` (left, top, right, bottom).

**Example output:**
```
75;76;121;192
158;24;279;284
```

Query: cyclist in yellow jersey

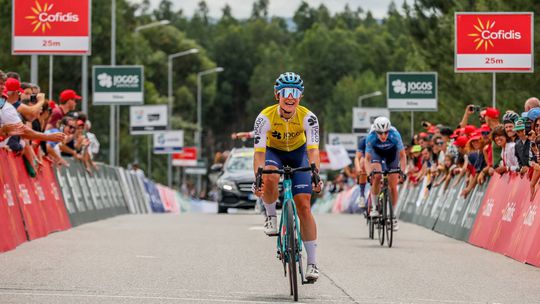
253;72;322;281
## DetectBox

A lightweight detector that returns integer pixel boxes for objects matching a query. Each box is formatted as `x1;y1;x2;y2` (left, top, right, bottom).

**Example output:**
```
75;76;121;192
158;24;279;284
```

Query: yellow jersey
253;104;320;152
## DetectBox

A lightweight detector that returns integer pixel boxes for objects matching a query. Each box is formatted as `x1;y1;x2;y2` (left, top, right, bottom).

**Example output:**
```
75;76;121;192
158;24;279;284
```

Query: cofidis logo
24;1;79;33
467;17;522;51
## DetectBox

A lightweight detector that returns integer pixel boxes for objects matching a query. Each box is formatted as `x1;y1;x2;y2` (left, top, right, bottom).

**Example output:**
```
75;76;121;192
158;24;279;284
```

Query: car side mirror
210;163;223;172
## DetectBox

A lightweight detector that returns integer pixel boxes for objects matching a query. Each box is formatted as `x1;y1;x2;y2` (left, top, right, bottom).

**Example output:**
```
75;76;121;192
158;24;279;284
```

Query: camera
468;105;481;113
29;94;37;104
421;121;430;128
525;119;533;134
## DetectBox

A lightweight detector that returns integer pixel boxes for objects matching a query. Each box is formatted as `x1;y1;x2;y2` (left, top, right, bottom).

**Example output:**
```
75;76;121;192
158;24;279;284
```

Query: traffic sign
455;12;534;72
172;147;197;167
129;105;168;134
12;0;91;55
387;72;438;111
153;131;184;154
93;66;144;105
352;107;390;133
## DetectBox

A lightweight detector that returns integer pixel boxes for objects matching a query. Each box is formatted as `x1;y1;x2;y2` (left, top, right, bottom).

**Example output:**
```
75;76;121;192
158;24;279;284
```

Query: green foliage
4;0;540;185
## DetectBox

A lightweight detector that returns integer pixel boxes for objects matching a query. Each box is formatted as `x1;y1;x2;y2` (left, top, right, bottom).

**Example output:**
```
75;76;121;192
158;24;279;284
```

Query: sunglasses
66;125;76;130
481;131;490;136
278;87;302;99
436;141;444;145
376;131;389;135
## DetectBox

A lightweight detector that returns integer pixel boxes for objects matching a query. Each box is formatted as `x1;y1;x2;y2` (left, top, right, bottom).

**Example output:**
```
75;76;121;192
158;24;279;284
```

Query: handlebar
369;168;407;183
255;164;321;192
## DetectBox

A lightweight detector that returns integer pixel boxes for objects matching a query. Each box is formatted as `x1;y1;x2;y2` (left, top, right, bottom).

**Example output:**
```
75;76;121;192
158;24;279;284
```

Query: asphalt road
1;213;540;304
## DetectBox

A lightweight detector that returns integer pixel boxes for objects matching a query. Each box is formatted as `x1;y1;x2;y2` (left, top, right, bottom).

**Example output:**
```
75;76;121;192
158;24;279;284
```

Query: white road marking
249;226;265;231
135;255;158;259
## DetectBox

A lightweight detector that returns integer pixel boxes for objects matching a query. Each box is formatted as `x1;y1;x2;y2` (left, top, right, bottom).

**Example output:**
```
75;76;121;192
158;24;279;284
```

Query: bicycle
255;164;320;302
368;169;403;248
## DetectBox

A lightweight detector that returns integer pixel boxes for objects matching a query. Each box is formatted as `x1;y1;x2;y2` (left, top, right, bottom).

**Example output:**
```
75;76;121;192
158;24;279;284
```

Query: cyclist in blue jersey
365;117;407;231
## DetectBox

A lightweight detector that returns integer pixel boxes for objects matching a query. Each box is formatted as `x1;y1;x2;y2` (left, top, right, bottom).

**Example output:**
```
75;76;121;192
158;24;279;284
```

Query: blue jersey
357;136;367;154
365;127;404;156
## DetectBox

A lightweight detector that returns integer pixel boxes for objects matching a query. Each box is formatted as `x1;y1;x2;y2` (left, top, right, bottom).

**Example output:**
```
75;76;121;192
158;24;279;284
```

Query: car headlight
218;180;237;192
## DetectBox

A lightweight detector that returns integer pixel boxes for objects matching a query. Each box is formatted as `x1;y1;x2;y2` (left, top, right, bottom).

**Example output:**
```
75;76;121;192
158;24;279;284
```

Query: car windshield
225;152;253;173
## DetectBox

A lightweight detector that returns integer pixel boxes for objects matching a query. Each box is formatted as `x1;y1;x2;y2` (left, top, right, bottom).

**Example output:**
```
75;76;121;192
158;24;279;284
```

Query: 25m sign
12;0;91;55
455;12;534;72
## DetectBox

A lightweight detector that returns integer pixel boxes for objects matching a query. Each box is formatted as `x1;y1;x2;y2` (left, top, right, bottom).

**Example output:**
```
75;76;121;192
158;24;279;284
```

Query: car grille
238;182;283;193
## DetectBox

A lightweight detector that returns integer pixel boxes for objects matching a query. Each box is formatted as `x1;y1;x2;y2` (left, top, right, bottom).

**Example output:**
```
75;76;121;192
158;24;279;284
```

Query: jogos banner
12;0;91;55
455;12;534;72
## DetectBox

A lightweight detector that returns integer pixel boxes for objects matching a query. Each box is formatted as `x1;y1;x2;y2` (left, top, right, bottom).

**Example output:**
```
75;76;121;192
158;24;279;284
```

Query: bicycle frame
277;178;303;264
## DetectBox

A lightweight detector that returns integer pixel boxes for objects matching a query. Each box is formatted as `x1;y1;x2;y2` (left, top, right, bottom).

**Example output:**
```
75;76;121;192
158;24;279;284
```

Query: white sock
304;240;317;265
263;200;277;217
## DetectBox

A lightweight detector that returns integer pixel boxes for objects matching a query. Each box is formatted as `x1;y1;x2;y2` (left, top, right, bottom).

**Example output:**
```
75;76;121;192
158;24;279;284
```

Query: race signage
455;12;534;72
153;131;184;154
12;0;91;55
129;105;167;135
387;72;438;111
325;145;352;170
172;147;197;167
93;66;144;105
328;133;358;157
352;107;390;133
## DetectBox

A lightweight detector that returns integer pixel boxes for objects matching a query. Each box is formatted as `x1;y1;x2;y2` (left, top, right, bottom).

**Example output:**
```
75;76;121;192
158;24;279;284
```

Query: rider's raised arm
303;111;320;170
253;114;270;175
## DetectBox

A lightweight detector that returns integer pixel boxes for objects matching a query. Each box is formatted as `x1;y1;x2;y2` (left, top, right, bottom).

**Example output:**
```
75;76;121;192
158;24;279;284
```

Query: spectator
131;163;146;179
524;97;540;112
513;117;532;176
490;125;518;176
530;135;540;198
4;78;42;122
502;111;519;142
85;120;100;159
58;117;81;160
47;89;81;130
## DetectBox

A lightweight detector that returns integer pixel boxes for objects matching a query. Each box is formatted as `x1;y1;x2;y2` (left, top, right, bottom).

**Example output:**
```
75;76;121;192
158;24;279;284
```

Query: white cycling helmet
373;116;391;132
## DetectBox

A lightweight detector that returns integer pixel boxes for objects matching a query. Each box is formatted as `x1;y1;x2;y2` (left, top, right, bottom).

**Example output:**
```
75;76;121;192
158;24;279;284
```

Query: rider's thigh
370;162;383;182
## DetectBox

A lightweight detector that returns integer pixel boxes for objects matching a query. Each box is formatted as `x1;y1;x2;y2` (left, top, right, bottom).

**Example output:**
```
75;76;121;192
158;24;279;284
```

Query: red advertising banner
0;151;27;252
469;173;540;265
37;159;71;232
12;0;91;54
455;12;533;72
172;147;197;167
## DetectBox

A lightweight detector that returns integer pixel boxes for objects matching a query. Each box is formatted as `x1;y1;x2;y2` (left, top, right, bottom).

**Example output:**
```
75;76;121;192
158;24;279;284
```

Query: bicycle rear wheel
286;201;299;301
385;190;394;248
378;195;385;246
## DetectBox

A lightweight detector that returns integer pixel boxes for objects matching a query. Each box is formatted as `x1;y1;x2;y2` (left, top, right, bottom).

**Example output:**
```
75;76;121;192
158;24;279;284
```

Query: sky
141;0;407;19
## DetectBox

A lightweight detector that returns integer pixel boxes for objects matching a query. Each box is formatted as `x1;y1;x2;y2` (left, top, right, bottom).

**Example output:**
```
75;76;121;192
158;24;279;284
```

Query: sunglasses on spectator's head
376;131;389;135
278;87;302;99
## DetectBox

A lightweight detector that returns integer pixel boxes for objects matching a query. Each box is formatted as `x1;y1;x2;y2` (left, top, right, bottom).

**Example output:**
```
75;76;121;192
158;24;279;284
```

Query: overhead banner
153;130;184;154
172;147;197;166
455;12;534;72
387;72;438;111
93;66;144;105
352;107;390;133
12;0;91;55
130;105;168;134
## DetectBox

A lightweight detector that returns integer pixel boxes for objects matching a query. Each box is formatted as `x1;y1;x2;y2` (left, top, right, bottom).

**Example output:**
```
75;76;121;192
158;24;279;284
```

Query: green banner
93;65;144;105
387;72;437;111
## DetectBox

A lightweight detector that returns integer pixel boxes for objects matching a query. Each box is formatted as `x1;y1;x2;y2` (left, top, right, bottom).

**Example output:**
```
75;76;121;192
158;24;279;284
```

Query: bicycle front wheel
378;196;385;246
286;201;299;301
385;190;394;248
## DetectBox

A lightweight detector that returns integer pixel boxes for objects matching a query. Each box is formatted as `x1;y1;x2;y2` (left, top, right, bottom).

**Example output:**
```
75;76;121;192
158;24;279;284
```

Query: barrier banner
35;159;71;232
433;178;465;236
119;169;139;214
7;153;49;240
130;173;150;213
134;174;152;213
0;151;27;252
419;182;445;229
469;174;529;256
454;179;489;241
144;179;165;212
